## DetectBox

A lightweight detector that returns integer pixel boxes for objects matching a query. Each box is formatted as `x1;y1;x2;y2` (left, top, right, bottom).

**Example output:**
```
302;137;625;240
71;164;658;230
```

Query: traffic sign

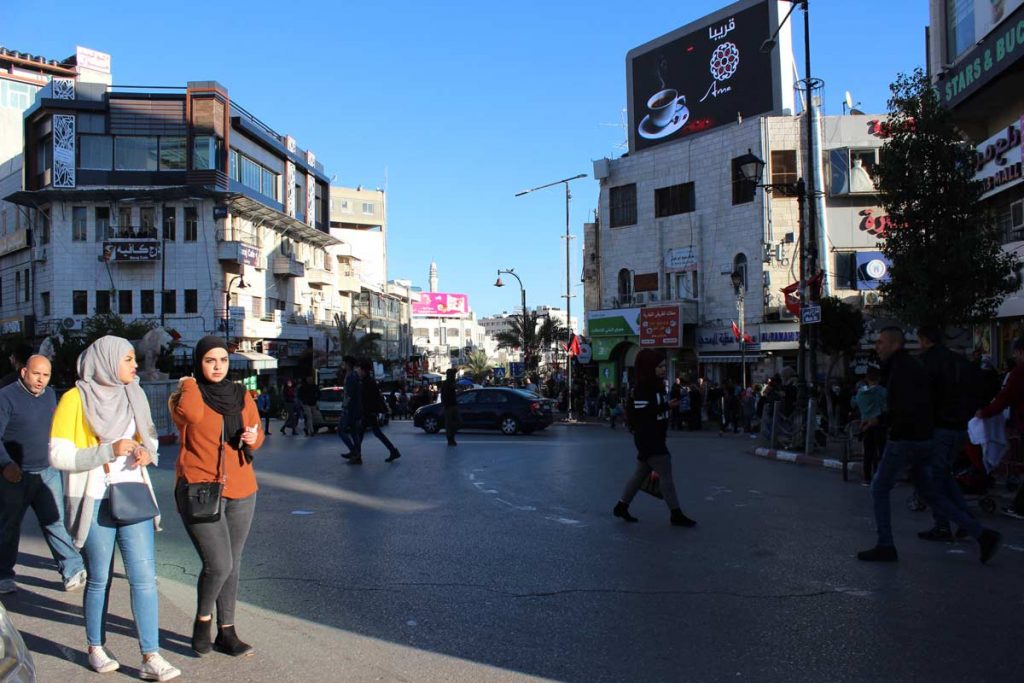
509;362;525;378
801;304;822;325
492;366;506;379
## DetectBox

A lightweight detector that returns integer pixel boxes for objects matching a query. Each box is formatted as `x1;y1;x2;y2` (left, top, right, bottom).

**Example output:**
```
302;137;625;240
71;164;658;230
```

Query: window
36;136;52;176
73;290;87;315
95;207;110;242
946;0;975;62
733;253;748;292
480;392;509;404
339;199;352;213
456;392;478;405
617;268;633;302
669;271;699;299
39;214;50;245
118;207;132;234
609;184;637;227
184;207;198;242
770;150;798;187
72;206;87;241
41;291;50;316
732;156;756;204
140;207;156;235
162;206;176;240
829;147;879;195
96;290;111;314
251;296;262;318
114;136;158;171
159;137;186;170
362;202;374;215
184;289;198;313
262;168;278;200
192;136;221;170
834;252;857;289
654;182;695;217
14;271;20;303
118;290;132;314
294;185;305;222
77;113;105;134
78;135;112;169
141;290;154;314
162;290;176;314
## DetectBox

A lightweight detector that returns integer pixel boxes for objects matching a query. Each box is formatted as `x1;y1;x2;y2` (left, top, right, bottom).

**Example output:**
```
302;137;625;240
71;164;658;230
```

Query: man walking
356;359;401;463
298;377;320;436
441;368;459;446
857;327;1001;564
0;355;86;593
916;325;982;541
339;356;364;462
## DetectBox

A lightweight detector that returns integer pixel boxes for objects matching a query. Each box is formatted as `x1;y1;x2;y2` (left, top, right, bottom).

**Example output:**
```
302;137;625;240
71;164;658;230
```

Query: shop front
696;322;799;385
588;304;687;392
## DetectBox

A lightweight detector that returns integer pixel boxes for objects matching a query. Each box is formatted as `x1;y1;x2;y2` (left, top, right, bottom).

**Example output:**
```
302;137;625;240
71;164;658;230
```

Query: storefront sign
696;326;740;353
577;342;593;364
639;305;681;347
664;246;698;272
239;244;260;267
587;308;641;337
102;241;161;261
942;1;1024;109
758;323;799;351
633;272;659;292
858;209;894;238
975;119;1024;198
855;251;891;290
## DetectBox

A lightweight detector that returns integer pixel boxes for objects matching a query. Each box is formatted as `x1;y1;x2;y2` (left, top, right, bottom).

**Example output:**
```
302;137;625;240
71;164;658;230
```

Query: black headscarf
194;336;247;457
634;349;666;394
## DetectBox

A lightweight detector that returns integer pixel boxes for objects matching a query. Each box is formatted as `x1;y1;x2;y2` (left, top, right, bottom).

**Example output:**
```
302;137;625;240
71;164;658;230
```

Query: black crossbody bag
182;425;226;524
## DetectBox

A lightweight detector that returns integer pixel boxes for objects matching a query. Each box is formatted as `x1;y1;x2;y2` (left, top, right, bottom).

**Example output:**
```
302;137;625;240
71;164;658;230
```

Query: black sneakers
613;501;639;523
857;545;899;562
670;509;697;527
385;451;402;463
979;529;1002;564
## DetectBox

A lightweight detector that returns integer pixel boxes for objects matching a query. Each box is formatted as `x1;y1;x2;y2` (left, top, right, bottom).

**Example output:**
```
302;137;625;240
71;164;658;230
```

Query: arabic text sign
412;292;469;317
239;244;260;267
665;246;697;272
102;241;161;262
639;305;681;347
587;308;641;337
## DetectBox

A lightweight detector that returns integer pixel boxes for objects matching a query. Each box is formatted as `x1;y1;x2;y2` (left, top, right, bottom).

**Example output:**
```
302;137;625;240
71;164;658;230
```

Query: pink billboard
412;292;469;317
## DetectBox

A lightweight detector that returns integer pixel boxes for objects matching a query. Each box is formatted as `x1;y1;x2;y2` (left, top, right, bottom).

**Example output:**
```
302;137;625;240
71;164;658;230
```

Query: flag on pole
566;333;581;357
731;321;741;341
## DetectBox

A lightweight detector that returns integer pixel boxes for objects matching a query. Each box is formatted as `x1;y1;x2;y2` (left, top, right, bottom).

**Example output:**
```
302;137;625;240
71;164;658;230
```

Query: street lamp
515;173;587;420
730;269;747;389
224;275;248;345
495;269;527;379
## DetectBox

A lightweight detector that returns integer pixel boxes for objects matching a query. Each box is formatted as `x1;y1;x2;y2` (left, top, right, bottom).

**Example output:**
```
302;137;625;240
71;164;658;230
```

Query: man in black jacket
858;327;1001;563
357;359;400;463
916;326;981;541
441;368;459;446
298;377;320;436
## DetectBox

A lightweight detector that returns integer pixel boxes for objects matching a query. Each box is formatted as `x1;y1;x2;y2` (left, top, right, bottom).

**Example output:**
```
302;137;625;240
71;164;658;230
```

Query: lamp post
515;173;587;420
224;275;248;345
495;269;527;379
731;270;746;389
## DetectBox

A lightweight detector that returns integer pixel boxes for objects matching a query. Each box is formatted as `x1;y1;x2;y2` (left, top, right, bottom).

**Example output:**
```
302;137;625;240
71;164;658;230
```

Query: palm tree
493;311;541;371
463;349;492;382
333;313;382;359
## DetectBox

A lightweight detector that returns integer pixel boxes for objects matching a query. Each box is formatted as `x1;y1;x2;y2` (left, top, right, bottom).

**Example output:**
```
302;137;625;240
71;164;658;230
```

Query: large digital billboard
627;0;791;152
412;292;469;317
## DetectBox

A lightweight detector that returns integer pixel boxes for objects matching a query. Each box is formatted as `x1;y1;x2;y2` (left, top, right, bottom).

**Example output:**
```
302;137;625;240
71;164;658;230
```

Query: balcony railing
105;225;159;240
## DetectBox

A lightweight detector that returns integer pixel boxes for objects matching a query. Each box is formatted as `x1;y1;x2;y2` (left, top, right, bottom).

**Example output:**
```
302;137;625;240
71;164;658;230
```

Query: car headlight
0;604;35;682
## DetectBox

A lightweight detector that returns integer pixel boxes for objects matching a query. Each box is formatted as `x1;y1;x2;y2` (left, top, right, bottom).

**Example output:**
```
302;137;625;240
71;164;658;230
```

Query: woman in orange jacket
172;336;264;657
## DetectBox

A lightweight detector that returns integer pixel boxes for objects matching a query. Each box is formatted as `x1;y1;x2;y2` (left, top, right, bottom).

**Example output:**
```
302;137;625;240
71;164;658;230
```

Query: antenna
599;107;628;154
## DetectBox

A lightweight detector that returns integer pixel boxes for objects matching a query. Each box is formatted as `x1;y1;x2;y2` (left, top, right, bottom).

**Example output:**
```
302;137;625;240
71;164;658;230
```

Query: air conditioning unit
861;290;883;307
61;317;76;330
32;247;47;262
633;292;646;304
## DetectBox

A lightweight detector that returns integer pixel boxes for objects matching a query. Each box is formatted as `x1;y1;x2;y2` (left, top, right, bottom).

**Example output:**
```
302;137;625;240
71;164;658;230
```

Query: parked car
413;387;555;435
315;386;345;432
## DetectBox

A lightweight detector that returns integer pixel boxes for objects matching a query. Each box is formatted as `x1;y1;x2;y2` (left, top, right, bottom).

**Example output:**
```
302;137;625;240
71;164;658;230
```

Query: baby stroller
906;441;998;514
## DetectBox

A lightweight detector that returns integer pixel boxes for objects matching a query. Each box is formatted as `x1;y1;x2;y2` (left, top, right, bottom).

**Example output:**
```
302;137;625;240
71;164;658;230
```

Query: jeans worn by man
0;355;86;593
921;428;974;540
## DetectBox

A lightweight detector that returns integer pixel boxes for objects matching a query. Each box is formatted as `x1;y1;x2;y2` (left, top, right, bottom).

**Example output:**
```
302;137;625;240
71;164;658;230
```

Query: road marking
495;498;537;511
545;516;583;526
290;510;315;515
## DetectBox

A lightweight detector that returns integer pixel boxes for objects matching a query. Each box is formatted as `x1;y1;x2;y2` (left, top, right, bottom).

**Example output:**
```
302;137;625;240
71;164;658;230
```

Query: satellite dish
844;91;853;109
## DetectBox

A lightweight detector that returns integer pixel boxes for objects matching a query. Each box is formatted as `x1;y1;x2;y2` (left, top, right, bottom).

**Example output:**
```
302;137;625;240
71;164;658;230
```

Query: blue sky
2;0;928;321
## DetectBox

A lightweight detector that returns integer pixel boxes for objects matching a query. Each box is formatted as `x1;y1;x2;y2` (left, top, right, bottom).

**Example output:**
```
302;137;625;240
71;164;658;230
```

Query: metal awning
224;194;340;249
229;351;278;371
697;354;765;363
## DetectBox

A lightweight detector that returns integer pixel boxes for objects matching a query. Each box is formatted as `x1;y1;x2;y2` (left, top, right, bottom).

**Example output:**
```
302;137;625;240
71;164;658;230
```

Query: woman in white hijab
50;336;180;681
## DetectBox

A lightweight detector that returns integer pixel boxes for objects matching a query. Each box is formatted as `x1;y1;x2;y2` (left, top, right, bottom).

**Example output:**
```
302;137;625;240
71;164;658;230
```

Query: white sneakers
63;569;87;592
140;653;181;681
0;578;15;594
88;646;119;673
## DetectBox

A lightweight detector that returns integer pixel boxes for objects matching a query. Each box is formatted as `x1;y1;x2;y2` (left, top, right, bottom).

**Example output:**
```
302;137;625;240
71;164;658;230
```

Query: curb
753;446;862;476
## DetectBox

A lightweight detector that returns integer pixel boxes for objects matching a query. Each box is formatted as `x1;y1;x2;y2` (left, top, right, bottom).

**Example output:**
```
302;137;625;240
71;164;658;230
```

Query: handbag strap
216;420;226;484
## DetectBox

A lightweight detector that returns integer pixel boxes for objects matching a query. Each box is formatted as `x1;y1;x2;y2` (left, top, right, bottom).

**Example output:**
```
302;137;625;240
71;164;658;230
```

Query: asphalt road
6;420;1023;682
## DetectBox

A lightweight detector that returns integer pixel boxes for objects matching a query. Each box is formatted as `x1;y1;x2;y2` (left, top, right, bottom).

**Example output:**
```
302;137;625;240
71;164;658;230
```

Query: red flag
567;334;581;357
731;321;741;341
742;333;755;344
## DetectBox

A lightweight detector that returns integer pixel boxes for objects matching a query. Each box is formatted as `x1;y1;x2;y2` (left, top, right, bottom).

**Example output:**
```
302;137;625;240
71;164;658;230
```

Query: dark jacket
343;369;362;426
627;381;670;458
920;344;977;431
441;379;457;407
882;348;933;441
298;382;320;406
361;375;387;421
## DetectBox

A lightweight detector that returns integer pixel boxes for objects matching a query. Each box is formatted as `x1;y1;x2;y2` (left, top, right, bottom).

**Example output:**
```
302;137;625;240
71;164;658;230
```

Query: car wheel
423;416;440;434
499;415;520;435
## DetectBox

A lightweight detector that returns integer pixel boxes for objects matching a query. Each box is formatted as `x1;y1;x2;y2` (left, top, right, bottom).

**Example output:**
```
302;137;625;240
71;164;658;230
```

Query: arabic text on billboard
412;292;469;317
629;0;775;152
640;305;681;347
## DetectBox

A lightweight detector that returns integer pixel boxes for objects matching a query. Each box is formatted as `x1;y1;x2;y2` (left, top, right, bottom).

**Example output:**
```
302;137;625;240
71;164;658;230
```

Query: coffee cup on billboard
647;88;683;129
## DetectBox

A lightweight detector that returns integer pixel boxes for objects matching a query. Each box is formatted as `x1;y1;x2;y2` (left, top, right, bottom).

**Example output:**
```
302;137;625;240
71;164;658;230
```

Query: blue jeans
0;466;84;582
871;439;982;547
930;428;972;530
81;498;159;654
338;416;363;456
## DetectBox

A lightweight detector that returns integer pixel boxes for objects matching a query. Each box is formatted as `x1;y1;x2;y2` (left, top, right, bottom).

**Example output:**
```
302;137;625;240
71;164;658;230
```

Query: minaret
429;261;438;293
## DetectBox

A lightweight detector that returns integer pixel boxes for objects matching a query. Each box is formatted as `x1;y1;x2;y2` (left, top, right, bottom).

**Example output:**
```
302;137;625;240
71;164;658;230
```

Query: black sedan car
413;388;555;435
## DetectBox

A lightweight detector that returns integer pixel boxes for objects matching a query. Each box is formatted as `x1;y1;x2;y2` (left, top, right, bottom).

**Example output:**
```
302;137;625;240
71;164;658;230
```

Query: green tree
462;349;492;382
333;314;382;359
537;316;568;354
493;311;541;371
875;68;1018;328
82;313;156;343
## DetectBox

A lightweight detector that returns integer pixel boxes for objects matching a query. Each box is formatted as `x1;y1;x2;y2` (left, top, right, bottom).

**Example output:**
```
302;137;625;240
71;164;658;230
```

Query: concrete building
584;0;887;389
479;306;579;369
927;0;1024;362
410;262;486;373
5;71;349;380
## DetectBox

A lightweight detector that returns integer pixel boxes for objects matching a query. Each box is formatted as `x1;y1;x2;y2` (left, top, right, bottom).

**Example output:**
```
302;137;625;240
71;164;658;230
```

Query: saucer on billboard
865;259;888;280
638;104;690;140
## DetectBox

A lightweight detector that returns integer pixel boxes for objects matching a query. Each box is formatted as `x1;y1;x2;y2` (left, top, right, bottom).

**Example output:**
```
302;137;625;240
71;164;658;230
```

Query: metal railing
216;228;261;247
105;225;159;240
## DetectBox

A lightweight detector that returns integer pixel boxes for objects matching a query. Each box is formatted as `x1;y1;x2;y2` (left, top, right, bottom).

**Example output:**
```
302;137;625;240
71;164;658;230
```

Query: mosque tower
429;261;438;293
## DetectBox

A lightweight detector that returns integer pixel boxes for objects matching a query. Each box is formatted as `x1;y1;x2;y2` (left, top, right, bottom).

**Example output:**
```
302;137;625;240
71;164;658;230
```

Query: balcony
216;228;260;248
305;266;334;288
218;241;262;268
0;229;29;257
337;271;360;293
104;225;159;241
272;256;304;278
